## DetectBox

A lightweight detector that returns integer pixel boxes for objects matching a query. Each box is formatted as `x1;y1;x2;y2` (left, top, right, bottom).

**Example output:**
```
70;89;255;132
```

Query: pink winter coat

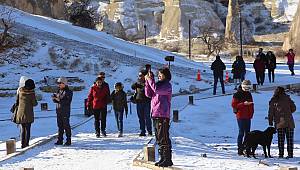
145;77;172;119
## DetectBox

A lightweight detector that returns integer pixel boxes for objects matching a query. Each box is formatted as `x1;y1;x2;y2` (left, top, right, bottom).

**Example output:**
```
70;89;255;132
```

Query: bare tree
197;26;226;58
0;7;15;47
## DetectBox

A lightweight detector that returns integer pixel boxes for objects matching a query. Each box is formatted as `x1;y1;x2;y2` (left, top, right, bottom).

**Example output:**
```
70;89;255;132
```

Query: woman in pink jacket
145;67;173;167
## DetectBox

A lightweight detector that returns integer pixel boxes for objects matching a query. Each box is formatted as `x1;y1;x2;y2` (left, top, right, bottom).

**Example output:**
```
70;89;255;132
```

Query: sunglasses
57;82;64;84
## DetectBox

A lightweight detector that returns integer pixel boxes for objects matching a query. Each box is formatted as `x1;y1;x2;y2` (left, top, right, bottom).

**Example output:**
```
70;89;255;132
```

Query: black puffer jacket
211;57;226;77
131;79;151;103
111;90;128;113
53;86;73;116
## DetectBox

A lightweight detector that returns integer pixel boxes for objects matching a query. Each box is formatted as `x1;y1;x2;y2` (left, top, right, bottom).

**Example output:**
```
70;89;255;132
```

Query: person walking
52;77;73;146
232;56;246;90
268;87;296;159
87;75;110;137
131;70;152;136
15;79;38;148
211;55;226;95
253;55;265;85
111;82;128;137
285;49;295;76
231;80;254;156
145;67;173;167
266;51;276;83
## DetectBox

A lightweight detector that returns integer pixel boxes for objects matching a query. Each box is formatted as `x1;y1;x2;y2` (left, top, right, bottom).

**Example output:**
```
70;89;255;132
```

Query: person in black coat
131;70;152;136
211;55;226;95
266;51;276;83
52;77;73;146
111;82;128;137
232;56;246;90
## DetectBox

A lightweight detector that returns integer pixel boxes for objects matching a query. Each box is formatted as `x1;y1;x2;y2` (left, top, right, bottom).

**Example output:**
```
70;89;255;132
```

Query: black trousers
268;69;275;82
153;118;172;152
93;108;107;133
21;123;31;147
255;71;265;85
57;114;71;141
288;64;295;75
213;75;225;95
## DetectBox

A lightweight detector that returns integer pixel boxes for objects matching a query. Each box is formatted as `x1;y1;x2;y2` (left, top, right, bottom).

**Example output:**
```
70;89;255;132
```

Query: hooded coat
268;94;296;129
15;87;38;124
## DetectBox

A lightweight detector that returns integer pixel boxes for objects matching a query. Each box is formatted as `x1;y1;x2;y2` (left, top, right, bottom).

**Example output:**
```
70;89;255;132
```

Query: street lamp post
188;19;191;60
238;0;243;57
144;24;147;45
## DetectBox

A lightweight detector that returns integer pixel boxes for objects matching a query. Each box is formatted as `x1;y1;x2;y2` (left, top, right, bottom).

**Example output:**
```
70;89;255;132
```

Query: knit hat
24;79;35;90
19;76;29;88
57;77;68;85
241;80;252;91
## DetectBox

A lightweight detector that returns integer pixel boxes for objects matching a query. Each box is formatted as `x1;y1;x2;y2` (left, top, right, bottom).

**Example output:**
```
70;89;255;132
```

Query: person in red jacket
232;80;254;155
87;76;110;137
285;49;295;76
253;55;266;85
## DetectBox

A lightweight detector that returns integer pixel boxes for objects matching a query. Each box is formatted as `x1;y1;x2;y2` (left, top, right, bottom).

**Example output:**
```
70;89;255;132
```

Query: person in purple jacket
145;67;173;167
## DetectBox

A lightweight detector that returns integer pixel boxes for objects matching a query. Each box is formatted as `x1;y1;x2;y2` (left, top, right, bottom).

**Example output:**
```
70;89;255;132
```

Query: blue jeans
237;119;251;148
114;110;124;133
137;102;152;134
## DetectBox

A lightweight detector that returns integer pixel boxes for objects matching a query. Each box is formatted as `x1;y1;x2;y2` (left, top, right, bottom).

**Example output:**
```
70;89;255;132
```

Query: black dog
243;127;276;158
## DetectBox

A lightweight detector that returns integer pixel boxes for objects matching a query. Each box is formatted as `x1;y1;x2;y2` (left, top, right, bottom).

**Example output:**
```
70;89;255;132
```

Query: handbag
10;94;19;124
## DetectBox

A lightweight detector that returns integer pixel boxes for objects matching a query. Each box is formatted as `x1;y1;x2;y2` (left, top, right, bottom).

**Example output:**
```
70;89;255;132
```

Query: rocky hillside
1;0;298;41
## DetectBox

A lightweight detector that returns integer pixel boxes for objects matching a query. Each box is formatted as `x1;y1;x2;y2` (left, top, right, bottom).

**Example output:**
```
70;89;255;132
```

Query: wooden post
41;103;48;111
20;168;34;170
279;167;298;170
252;84;257;92
144;145;155;162
6;139;16;155
189;96;194;105
173;110;179;122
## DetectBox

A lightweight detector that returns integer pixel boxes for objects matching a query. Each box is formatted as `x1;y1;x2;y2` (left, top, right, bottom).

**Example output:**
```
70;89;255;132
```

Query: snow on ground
0;4;300;170
0;87;299;170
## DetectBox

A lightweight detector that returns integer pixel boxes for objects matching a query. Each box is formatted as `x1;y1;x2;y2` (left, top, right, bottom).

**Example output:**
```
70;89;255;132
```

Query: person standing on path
285;49;295;76
253;55;266;85
231;80;254;156
87;75;110;137
211;55;226;95
266;51;276;83
52;77;73;146
15;79;38;148
111;82;128;137
268;87;296;158
131;70;152;136
232;56;246;90
145;67;173;167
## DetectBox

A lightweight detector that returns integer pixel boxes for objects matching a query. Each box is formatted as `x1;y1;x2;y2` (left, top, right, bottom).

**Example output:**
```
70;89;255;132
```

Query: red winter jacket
286;52;295;65
253;59;265;73
231;89;254;119
87;83;110;109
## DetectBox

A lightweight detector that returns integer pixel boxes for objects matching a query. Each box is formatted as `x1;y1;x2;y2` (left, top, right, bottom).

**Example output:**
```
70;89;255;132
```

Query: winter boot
101;131;107;137
158;149;173;167
55;140;63;145
118;132;123;138
155;149;164;166
238;148;244;156
64;139;71;146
